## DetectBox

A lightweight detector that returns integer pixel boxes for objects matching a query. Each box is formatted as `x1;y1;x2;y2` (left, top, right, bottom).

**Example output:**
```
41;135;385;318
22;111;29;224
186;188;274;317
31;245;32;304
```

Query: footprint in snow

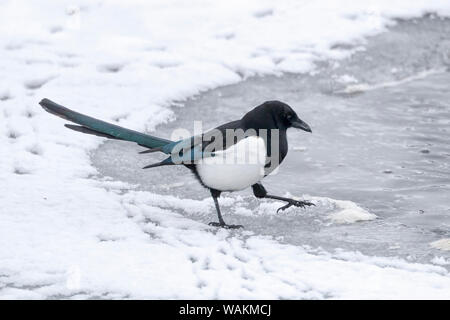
24;76;55;90
97;63;124;73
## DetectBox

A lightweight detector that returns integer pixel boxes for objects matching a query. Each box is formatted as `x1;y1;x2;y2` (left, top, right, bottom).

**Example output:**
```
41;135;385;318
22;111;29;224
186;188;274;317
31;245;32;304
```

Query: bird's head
243;100;312;133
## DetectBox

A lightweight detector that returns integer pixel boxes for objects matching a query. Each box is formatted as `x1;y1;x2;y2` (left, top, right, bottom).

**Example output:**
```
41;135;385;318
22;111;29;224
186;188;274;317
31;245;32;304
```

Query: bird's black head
242;100;312;133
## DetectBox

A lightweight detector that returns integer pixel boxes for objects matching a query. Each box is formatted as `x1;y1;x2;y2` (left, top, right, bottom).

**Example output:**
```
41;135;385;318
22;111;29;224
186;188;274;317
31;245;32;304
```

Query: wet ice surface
92;17;450;266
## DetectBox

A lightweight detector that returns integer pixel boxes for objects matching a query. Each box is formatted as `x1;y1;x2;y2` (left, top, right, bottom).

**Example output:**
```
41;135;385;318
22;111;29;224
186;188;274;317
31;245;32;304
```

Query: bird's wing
163;119;246;164
154;138;215;167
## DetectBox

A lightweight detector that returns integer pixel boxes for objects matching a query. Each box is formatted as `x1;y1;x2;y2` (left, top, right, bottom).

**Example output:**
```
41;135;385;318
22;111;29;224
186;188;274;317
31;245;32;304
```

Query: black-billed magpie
39;99;314;229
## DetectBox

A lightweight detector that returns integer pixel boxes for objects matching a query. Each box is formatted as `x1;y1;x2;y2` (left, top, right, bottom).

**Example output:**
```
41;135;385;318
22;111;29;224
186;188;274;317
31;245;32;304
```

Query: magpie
39;99;314;229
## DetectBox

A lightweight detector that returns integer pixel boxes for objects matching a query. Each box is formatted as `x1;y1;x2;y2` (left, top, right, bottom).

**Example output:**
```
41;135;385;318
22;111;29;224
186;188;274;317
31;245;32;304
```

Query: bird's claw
277;200;315;213
208;222;244;229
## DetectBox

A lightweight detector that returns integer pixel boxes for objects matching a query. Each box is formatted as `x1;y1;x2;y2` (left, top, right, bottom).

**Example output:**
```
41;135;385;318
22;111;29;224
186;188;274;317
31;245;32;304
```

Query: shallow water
92;17;450;265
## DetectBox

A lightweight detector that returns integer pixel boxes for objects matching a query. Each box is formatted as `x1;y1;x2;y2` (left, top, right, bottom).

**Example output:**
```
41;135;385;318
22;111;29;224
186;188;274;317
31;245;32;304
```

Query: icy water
92;17;450;265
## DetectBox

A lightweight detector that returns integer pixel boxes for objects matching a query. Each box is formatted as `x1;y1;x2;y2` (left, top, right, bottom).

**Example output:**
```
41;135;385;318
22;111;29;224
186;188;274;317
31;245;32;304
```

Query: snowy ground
1;0;450;299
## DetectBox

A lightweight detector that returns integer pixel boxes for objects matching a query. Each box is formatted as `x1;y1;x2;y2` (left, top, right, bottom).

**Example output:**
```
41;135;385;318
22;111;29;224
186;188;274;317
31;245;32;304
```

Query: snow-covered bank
2;0;450;299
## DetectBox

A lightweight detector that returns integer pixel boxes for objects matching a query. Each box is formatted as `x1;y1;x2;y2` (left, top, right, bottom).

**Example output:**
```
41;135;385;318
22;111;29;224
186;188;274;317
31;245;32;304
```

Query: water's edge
92;16;450;266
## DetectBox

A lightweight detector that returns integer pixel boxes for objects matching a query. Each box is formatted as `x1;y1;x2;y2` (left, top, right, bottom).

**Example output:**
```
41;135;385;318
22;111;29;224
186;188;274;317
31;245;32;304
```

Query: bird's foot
277;199;315;213
208;222;244;229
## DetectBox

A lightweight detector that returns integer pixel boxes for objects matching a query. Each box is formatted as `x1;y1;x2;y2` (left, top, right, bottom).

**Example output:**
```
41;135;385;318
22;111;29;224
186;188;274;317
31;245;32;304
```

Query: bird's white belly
196;136;266;191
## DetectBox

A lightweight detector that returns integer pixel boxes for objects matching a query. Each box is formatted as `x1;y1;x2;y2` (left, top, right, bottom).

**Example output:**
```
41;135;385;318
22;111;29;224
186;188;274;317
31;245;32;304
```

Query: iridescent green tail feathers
39;98;215;168
38;98;174;167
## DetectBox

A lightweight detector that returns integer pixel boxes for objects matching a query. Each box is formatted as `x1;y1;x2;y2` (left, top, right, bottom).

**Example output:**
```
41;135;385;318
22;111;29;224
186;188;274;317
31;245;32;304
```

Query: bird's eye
286;113;293;120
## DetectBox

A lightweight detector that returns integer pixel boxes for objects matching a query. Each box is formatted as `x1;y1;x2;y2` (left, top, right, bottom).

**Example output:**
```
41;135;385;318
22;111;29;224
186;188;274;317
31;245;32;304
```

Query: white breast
196;136;266;191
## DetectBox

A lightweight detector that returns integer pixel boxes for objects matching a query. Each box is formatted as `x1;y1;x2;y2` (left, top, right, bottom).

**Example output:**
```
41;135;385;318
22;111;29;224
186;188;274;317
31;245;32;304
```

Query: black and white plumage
39;99;314;229
186;100;314;228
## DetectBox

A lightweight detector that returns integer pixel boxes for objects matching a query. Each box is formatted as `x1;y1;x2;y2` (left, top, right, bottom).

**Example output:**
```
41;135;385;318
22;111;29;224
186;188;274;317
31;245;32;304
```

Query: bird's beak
291;118;312;133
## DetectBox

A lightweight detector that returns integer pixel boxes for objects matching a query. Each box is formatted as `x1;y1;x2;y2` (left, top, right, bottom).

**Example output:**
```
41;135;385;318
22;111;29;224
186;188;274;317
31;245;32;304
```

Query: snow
430;239;450;252
313;197;377;224
1;0;450;299
431;256;450;266
233;194;377;224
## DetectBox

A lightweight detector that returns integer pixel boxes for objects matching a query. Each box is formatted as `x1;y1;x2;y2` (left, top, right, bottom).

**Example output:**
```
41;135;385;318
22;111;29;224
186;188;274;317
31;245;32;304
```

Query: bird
39;98;314;229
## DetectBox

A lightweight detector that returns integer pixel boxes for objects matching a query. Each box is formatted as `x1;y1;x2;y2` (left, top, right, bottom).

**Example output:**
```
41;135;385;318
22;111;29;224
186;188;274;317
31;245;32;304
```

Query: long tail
39;98;175;168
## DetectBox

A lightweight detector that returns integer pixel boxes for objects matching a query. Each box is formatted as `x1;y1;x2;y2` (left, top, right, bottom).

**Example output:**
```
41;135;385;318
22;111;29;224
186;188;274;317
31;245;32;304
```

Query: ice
337;68;447;93
94;15;450;271
2;0;450;299
95;15;450;269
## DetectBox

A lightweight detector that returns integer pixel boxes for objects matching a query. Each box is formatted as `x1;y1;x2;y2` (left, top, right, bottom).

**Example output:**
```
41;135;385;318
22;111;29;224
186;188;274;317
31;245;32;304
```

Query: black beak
291;118;312;133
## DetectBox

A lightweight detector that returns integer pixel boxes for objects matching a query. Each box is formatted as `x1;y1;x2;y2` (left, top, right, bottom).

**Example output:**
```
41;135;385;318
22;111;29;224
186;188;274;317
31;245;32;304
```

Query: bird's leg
252;183;315;213
265;194;315;213
208;189;243;229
